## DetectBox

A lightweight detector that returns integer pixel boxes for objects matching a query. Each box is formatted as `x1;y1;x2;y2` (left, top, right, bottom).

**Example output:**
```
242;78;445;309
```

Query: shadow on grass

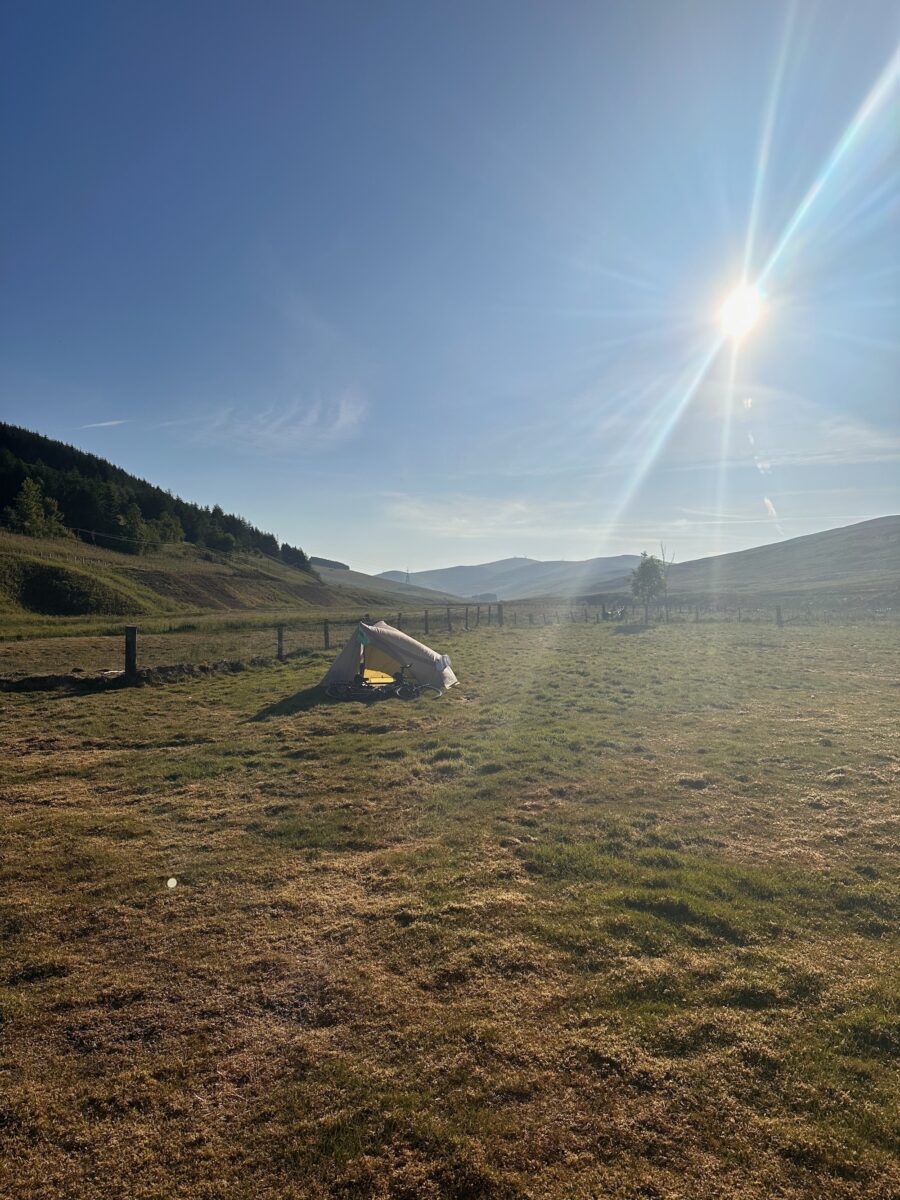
251;686;334;721
0;672;127;694
614;624;656;635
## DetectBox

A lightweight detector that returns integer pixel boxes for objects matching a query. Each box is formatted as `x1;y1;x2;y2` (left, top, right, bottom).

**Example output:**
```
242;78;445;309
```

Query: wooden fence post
323;620;330;649
124;626;138;681
487;605;492;626
447;605;452;631
476;605;481;626
498;603;504;627
277;624;285;661
776;605;783;628
397;612;402;629
694;607;699;624
528;611;533;626
513;609;517;626
465;606;469;630
424;609;429;635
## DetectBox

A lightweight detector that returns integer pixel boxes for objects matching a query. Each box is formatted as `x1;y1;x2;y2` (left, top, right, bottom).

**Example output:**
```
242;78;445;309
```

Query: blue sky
2;0;898;573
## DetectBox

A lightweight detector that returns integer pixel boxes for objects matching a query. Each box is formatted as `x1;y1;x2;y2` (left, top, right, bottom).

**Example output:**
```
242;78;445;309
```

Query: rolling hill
0;424;459;627
1;422;311;567
381;517;900;607
587;516;900;605
379;555;641;600
0;531;458;630
0;530;323;622
312;562;460;604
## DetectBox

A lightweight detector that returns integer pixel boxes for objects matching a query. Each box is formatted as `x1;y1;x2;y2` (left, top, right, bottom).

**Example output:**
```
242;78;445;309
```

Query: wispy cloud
199;391;366;453
383;492;794;547
674;505;888;530
664;382;900;471
384;493;551;540
384;492;889;562
80;419;128;428
382;492;648;546
772;413;900;467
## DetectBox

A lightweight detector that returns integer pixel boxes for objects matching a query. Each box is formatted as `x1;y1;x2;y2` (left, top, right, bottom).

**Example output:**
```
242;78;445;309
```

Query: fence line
107;603;900;680
3;597;895;683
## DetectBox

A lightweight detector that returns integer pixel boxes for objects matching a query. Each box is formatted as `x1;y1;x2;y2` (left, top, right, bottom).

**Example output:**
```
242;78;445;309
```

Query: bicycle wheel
326;682;348;700
420;685;443;699
396;683;418;700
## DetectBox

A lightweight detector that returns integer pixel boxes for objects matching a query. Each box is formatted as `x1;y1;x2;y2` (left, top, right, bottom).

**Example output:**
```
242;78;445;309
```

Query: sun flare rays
588;36;899;560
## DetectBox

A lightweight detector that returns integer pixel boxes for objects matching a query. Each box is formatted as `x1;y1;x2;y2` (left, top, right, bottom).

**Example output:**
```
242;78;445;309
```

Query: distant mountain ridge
379;555;641;600
381;517;900;604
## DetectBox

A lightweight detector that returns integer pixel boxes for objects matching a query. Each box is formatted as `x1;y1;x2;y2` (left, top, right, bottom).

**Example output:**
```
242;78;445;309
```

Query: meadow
1;620;897;1199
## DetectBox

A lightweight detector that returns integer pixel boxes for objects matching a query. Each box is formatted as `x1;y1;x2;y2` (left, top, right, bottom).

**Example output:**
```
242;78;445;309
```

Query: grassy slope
664;515;900;597
0;532;458;634
314;563;462;604
1;622;897;1198
585;516;900;604
381;555;641;600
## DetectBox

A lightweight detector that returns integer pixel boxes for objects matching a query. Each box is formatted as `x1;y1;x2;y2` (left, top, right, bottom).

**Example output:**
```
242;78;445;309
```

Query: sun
720;284;763;340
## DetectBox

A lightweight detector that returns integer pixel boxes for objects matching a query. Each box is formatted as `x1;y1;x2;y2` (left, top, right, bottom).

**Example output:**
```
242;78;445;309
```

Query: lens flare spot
720;286;763;339
167;877;178;889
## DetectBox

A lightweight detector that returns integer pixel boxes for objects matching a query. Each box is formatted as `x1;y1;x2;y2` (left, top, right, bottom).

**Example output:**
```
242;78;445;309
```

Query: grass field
1;621;898;1199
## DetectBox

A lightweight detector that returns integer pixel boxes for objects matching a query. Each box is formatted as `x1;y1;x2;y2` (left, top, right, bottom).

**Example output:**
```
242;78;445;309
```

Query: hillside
0;530;459;630
380;554;641;600
314;562;461;604
0;424;466;627
380;518;900;607
589;516;900;604
0;423;311;568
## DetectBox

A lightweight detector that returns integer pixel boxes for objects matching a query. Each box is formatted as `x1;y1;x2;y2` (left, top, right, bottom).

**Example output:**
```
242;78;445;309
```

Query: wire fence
1;600;896;683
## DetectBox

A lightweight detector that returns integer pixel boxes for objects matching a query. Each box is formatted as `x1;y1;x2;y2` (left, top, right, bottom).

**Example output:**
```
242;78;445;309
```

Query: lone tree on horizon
631;552;666;624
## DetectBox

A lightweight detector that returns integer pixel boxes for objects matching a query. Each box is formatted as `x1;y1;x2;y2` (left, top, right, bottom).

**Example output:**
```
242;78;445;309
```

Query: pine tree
119;503;147;554
0;423;310;559
2;477;71;538
154;512;184;544
280;543;311;571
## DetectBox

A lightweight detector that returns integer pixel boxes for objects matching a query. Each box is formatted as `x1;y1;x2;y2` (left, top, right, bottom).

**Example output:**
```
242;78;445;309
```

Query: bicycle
390;663;442;700
326;664;442;701
325;677;378;702
394;680;443;700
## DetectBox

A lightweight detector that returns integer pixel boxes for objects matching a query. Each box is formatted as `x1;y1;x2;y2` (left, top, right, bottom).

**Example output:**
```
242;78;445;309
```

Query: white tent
321;620;458;691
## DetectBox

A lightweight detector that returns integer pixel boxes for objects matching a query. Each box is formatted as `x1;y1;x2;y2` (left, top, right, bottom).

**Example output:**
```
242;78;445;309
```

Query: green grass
0;621;898;1198
0;529;454;637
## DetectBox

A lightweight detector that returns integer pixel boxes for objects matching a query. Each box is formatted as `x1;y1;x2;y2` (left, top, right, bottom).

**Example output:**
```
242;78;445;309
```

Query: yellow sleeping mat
363;669;395;684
